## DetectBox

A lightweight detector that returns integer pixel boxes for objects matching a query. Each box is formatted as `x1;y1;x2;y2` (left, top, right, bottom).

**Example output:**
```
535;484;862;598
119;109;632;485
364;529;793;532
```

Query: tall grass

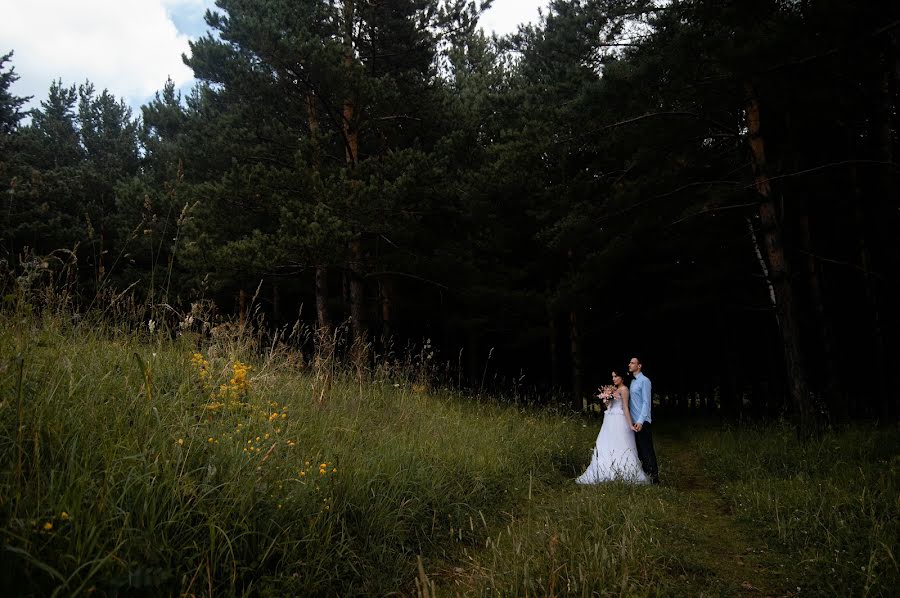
696;422;899;596
1;295;896;595
0;307;584;595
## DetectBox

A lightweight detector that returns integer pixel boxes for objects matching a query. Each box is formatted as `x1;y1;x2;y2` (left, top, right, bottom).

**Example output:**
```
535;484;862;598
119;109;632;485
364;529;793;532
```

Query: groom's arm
636;378;652;425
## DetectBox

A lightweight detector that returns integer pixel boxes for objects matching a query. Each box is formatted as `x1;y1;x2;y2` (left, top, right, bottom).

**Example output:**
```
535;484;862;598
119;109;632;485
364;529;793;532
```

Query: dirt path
431;428;795;596
658;435;792;596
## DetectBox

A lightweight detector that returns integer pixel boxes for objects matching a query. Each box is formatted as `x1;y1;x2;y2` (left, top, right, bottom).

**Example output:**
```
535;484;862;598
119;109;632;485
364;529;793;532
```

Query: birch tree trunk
744;82;819;438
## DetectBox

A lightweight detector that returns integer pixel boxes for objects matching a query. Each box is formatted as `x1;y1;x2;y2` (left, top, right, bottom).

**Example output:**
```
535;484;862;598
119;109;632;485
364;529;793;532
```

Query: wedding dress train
576;395;650;485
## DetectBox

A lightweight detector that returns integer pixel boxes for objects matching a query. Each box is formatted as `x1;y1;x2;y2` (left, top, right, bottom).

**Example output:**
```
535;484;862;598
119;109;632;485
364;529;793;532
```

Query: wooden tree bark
342;0;358;167
348;236;365;345
569;309;583;412
272;282;280;324
379;275;393;342
715;304;740;416
307;92;331;335
547;300;559;391
341;0;365;347
307;91;321;166
744;82;819;438
238;287;248;329
798;207;845;423
870;42;896;419
315;266;331;333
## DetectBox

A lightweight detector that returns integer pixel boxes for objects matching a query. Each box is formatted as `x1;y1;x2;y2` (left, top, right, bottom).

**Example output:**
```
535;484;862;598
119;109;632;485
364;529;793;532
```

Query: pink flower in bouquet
596;384;617;407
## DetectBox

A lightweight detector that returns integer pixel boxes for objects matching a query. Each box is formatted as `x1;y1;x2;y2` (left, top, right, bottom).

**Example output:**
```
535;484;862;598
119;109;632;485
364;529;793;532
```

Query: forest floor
650;426;794;596
436;422;800;597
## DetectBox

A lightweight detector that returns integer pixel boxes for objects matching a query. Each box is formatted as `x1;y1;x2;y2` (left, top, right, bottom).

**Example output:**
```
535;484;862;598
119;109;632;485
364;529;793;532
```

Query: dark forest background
1;0;898;436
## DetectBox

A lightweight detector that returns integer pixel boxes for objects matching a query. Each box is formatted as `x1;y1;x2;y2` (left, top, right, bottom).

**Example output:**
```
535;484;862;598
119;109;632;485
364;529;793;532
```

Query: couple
576;356;660;485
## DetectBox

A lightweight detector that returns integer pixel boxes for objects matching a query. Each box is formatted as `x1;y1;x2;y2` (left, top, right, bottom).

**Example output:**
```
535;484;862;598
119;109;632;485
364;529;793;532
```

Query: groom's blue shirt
629;372;652;425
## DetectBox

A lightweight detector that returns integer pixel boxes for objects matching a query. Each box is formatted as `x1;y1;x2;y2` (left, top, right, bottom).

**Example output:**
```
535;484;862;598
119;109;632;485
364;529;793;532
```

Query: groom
628;356;660;485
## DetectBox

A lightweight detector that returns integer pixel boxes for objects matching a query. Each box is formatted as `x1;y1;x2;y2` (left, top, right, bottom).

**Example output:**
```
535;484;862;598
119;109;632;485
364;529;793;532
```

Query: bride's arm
620;387;633;427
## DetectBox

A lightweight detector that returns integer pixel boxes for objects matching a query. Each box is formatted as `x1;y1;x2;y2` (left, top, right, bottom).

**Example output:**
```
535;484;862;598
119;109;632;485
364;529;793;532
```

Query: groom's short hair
632;355;644;367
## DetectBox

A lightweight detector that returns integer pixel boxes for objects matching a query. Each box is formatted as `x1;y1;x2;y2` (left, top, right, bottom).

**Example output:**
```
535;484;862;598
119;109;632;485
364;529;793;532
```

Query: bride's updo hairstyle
611;369;629;386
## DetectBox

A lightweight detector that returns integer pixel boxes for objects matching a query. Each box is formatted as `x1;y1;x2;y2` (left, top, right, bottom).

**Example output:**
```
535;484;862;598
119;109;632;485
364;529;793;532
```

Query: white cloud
0;0;544;117
480;0;548;37
0;0;199;113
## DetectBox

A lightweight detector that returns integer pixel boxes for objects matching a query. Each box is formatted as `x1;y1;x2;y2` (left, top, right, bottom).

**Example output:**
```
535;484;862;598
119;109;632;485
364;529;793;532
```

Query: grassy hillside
0;312;896;596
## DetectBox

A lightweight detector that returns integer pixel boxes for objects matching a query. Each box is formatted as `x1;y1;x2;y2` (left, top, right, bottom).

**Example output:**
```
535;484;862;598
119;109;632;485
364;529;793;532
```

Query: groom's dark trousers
635;424;659;483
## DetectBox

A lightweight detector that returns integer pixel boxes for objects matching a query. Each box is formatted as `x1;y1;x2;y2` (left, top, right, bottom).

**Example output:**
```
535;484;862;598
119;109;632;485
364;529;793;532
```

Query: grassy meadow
0;307;897;596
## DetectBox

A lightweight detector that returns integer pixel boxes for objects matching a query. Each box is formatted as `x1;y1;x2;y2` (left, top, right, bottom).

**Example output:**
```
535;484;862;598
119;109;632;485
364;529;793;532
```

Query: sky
1;0;548;117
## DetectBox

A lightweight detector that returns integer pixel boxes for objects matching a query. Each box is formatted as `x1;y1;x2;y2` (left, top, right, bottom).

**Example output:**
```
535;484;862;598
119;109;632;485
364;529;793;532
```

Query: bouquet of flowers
596;384;618;408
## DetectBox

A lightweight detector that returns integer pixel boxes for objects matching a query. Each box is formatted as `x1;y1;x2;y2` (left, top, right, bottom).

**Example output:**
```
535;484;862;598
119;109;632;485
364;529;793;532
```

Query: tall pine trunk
238;288;248;329
715;304;739;417
307;92;331;336
341;0;358;167
315;266;330;333
870;42;896;419
342;0;364;348
798;206;844;423
569;310;583;412
348;236;365;345
547;300;559;391
379;275;393;342
272;282;280;324
744;82;819;438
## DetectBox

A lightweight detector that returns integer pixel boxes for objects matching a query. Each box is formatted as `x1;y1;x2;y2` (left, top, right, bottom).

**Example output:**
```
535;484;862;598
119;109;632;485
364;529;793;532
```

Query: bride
576;370;650;485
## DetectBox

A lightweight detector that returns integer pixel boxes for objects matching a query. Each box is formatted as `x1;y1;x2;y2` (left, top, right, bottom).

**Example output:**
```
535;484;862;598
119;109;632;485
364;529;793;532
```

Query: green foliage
0;51;29;142
1;0;898;419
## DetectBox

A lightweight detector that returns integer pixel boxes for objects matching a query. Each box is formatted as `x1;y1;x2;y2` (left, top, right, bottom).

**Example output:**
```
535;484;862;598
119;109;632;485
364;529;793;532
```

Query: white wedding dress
576;393;650;485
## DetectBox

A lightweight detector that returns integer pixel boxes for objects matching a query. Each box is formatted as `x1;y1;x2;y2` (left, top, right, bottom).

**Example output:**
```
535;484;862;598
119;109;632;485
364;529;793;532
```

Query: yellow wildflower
176;438;184;445
208;437;214;443
191;353;211;381
60;512;69;520
43;522;53;531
